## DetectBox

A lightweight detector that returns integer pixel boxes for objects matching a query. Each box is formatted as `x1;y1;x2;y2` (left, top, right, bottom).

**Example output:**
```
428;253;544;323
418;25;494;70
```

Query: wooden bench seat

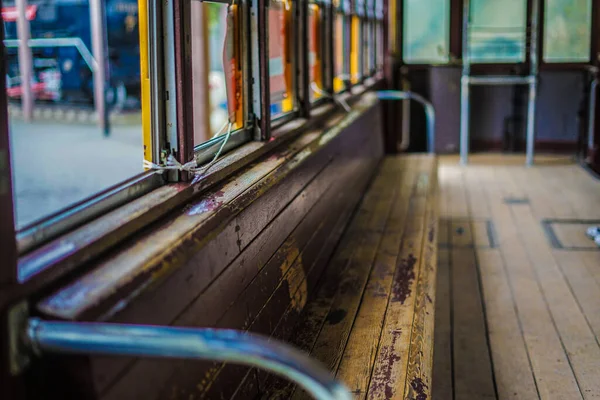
260;154;439;399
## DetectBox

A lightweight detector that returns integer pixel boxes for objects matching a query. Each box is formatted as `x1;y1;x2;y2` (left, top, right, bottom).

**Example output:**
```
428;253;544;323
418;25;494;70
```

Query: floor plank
433;154;600;400
432;248;452;400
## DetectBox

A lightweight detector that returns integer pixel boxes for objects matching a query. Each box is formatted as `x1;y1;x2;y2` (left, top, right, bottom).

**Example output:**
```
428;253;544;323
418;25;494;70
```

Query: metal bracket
7;301;31;376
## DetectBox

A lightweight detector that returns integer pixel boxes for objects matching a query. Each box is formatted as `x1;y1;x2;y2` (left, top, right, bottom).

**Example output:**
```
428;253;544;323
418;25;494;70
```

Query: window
543;0;592;63
468;0;527;63
3;0;145;229
308;1;323;102
375;0;384;71
375;0;384;69
333;0;350;93
191;2;244;145
403;0;450;64
269;0;295;119
350;0;362;84
363;0;375;76
388;0;398;54
1;0;383;267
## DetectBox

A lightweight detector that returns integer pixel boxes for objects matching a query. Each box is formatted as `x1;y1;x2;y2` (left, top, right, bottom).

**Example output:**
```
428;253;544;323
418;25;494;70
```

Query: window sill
36;89;381;321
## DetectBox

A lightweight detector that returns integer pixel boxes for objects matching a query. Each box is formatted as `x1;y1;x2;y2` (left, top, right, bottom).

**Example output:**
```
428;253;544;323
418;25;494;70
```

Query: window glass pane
543;0;592;62
403;0;449;64
191;2;242;145
468;0;527;63
333;13;347;92
269;0;294;118
3;0;144;229
308;4;323;102
362;21;373;75
388;0;397;53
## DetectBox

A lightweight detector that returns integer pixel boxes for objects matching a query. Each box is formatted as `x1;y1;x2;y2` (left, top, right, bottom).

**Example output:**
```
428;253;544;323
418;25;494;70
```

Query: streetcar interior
2;0;600;399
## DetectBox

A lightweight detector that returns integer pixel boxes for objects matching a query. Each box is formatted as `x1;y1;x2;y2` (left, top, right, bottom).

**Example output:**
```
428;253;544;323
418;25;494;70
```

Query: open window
2;0;148;247
269;0;296;119
2;0;249;259
362;0;375;76
375;0;384;70
308;0;324;103
191;1;245;145
350;0;363;84
191;0;250;170
333;0;350;92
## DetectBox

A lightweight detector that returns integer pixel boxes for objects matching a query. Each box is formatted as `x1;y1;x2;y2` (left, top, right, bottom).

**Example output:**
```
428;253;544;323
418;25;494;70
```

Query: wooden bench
32;148;438;400
247;154;439;399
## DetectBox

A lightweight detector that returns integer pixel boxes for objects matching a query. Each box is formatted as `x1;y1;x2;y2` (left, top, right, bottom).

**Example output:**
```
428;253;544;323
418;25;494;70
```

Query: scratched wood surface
257;154;439;400
433;154;600;400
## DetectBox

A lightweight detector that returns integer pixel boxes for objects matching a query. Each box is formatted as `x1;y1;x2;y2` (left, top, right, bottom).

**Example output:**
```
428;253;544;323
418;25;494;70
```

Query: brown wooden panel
202;145;381;400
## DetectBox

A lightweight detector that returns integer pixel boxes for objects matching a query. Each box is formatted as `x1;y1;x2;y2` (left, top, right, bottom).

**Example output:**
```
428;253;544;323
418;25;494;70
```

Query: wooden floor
433;154;600;400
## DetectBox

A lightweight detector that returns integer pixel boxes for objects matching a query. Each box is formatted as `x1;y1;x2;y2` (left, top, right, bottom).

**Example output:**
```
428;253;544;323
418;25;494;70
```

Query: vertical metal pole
16;0;33;122
0;18;18;284
191;1;211;145
173;0;195;177
89;0;109;136
459;0;470;165
526;0;540;166
525;79;537;166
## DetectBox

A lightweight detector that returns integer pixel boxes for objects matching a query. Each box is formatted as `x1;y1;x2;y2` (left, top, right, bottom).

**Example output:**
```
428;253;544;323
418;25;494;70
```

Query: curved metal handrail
25;318;351;400
376;90;436;154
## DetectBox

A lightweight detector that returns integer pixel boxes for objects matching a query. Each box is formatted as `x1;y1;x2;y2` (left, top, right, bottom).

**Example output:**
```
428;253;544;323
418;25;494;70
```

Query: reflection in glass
403;0;449;64
468;0;527;63
543;0;592;63
3;0;143;228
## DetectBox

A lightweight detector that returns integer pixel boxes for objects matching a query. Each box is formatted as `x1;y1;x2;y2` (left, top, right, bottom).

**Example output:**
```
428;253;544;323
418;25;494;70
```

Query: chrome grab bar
25;318;351;400
377;90;436;154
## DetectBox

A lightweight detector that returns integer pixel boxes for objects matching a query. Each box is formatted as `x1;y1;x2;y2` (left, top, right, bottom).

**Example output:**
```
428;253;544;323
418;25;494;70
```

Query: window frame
538;0;596;69
192;0;253;157
333;0;352;93
466;0;529;65
266;0;301;129
11;0;170;254
363;0;375;76
350;0;365;84
307;0;331;109
374;0;384;71
7;0;254;256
